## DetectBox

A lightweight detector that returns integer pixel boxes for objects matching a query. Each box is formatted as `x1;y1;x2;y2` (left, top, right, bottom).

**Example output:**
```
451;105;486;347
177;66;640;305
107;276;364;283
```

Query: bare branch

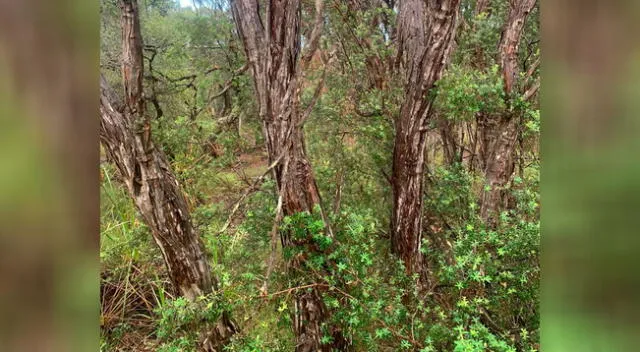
300;0;325;70
260;156;290;295
298;68;327;126
217;152;286;236
523;77;540;102
524;56;540;81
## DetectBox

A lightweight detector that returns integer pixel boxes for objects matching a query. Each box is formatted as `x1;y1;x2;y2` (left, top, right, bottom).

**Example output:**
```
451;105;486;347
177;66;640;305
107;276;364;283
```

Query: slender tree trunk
439;118;462;165
231;1;347;350
391;0;461;275
479;0;536;224
478;112;519;222
333;169;344;215
100;1;236;350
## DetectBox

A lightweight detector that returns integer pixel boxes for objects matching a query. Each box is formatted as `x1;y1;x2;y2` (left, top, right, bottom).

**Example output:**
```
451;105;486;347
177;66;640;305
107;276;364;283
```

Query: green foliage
435;64;505;122
513;93;541;137
154;293;229;351
425;163;477;223
100;0;540;350
453;321;517;352
456;10;503;65
100;164;156;267
226;335;276;352
421;212;540;351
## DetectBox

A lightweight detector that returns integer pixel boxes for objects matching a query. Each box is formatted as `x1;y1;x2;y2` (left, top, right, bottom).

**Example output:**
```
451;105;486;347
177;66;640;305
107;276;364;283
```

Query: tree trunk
479;0;536;224
100;1;236;350
391;0;461;275
478;112;519;223
439;118;462;165
231;1;347;350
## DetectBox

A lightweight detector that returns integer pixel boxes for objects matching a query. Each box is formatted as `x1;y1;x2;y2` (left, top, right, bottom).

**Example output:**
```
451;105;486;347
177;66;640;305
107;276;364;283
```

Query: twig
524;57;540;82
192;63;249;118
260;192;284;295
258;283;328;299
300;0;325;70
260;157;290;295
217;153;285;236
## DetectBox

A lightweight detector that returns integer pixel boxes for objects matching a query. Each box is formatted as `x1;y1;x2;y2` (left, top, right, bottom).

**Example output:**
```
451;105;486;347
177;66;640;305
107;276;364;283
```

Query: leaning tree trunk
391;0;461;275
99;1;236;350
231;0;347;350
479;0;537;224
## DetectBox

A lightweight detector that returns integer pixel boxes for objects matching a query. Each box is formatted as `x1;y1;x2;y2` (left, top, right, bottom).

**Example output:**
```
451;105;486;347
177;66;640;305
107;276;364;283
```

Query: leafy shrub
434;65;505;122
155;293;231;352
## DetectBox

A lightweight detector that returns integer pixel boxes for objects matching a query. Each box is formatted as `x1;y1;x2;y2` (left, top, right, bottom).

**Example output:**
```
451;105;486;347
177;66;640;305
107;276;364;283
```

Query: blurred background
543;0;640;351
0;0;638;351
0;0;99;351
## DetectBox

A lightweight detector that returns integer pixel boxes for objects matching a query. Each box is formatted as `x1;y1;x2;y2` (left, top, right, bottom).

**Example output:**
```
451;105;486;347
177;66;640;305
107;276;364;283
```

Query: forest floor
101;144;272;351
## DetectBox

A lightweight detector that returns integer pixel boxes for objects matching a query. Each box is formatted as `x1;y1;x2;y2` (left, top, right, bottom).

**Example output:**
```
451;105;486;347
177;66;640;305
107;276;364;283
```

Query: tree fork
479;0;537;225
230;0;348;350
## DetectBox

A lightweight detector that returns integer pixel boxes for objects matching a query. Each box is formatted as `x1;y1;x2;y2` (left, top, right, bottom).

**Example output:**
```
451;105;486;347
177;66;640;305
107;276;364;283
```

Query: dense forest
99;0;539;351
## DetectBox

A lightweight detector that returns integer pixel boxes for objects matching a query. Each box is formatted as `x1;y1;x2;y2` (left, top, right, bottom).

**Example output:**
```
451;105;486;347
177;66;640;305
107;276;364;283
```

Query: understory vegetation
100;0;539;351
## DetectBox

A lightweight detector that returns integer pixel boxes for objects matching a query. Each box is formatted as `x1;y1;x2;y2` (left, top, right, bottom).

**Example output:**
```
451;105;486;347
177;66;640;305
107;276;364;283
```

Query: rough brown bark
230;0;324;240
100;1;236;350
479;0;537;224
231;1;347;350
498;0;537;97
391;0;461;275
0;2;99;350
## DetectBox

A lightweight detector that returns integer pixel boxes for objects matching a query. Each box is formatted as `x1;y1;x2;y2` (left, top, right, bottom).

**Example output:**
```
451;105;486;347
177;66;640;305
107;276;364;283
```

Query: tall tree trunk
391;0;461;275
479;0;536;224
231;1;347;350
100;1;236;350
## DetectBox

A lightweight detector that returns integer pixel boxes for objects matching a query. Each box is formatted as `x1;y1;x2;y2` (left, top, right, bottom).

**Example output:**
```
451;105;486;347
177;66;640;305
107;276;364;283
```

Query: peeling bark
391;0;461;275
99;1;236;350
479;0;537;224
231;1;347;350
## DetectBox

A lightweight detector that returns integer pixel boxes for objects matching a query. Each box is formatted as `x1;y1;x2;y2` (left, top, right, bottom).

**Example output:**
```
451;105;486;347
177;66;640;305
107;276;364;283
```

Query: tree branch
300;0;325;70
523;78;540;102
298;68;327;127
524;56;540;81
217;152;285;236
